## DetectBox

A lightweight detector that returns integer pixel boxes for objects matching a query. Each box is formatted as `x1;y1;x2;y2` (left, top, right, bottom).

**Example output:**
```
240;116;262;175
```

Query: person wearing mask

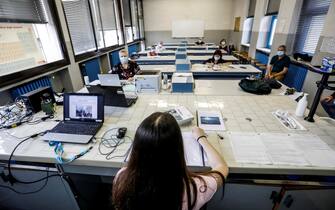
203;49;225;64
155;41;165;52
219;38;228;52
265;45;291;81
147;46;158;57
321;93;335;119
195;38;205;46
112;112;229;210
110;49;140;81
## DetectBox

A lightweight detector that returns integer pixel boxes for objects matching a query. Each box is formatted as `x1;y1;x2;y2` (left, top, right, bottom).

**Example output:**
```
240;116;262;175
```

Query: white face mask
120;56;128;64
214;55;220;61
277;51;285;56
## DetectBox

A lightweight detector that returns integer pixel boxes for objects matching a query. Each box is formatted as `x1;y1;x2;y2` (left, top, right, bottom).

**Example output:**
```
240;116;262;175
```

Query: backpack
239;79;272;95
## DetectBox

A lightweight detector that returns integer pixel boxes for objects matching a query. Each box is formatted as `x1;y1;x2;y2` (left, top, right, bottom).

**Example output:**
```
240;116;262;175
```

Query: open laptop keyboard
51;122;101;135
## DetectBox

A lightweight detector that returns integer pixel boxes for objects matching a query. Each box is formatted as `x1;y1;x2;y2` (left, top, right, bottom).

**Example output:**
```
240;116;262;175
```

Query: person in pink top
112;112;229;210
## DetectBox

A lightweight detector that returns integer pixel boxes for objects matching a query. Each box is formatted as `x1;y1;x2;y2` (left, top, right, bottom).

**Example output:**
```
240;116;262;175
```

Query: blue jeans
321;99;335;119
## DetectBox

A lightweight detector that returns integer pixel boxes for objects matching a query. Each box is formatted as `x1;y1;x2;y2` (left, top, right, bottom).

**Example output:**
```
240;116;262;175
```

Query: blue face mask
120;56;128;64
277;51;285;56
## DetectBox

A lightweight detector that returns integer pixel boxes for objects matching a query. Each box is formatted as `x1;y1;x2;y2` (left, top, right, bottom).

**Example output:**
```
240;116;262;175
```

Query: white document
261;133;309;166
182;132;204;166
230;133;272;164
303;150;335;168
229;132;335;167
197;110;225;131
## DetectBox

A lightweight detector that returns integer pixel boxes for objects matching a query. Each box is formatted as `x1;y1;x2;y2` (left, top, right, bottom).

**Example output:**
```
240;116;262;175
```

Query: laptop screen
63;93;104;122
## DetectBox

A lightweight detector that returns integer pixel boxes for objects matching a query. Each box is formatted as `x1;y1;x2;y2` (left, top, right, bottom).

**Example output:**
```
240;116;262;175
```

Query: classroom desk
1;79;334;209
136;55;239;65
1;80;334;176
139;64;262;78
138;49;218;56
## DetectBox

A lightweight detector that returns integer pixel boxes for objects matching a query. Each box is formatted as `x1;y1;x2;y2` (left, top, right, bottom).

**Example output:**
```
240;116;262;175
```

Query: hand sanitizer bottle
295;94;308;117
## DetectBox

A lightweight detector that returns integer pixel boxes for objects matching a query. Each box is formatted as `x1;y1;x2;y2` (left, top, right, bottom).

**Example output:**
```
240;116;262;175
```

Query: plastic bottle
295;94;308;117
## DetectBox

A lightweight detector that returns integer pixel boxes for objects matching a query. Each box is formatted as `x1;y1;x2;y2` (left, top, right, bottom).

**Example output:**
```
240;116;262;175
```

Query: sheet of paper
303;150;335;168
182;132;204;166
230;133;272;164
261;134;309;166
197;110;225;131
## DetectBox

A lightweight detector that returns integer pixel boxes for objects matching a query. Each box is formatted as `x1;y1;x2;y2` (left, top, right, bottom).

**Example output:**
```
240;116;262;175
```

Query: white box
134;70;161;93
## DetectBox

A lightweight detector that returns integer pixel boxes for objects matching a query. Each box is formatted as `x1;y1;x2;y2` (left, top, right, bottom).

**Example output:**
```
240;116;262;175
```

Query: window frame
0;0;70;89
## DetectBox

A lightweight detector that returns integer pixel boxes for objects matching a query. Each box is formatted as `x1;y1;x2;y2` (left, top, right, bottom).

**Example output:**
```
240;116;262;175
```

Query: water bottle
295;94;308;117
163;73;168;85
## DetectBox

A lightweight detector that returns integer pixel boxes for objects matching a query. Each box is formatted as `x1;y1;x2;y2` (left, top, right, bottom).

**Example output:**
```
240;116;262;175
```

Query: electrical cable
6;131;60;184
0;170;54;195
97;128;133;160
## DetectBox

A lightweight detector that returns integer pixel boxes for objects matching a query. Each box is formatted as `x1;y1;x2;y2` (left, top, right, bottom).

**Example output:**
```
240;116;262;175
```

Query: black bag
239;79;272;95
263;78;282;89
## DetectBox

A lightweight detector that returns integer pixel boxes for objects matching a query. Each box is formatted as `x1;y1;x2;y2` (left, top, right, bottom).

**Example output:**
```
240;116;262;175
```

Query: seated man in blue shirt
265;45;291;81
321;92;335;119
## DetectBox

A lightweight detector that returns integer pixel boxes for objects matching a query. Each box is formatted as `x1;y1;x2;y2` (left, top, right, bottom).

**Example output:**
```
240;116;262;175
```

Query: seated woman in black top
110;49;140;80
265;45;291;81
203;49;225;64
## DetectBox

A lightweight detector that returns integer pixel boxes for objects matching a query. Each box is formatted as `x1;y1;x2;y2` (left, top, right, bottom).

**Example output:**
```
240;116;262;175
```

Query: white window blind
0;0;47;24
99;0;118;46
100;0;117;30
241;18;254;44
130;0;139;39
63;0;96;55
122;0;131;26
294;0;331;54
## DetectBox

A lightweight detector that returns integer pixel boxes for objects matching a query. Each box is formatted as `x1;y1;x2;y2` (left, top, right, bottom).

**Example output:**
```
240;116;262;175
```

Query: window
63;0;122;58
63;0;96;55
266;0;281;15
122;0;133;43
248;0;257;18
241;18;254;45
294;0;332;54
256;15;277;49
130;0;140;40
0;0;66;82
267;16;277;48
137;0;144;39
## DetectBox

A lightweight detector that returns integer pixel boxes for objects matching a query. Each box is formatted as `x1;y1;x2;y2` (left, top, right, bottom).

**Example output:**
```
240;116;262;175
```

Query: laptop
87;85;136;107
43;93;104;144
98;74;122;87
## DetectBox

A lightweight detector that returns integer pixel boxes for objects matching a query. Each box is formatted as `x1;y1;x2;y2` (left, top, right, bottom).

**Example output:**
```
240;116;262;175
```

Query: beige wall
142;0;235;45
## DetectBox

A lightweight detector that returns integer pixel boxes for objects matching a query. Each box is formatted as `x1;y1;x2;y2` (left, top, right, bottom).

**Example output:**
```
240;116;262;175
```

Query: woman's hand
192;127;206;141
322;95;334;103
127;77;134;82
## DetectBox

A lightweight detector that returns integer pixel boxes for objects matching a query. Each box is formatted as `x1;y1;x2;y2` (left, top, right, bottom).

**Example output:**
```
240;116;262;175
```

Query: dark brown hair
112;112;223;210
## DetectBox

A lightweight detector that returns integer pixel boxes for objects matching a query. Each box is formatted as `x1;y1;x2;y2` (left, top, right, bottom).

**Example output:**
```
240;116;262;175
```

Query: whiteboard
172;20;204;38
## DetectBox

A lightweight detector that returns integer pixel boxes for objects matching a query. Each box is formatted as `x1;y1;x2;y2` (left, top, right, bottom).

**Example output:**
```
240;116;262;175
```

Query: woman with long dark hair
112;112;229;210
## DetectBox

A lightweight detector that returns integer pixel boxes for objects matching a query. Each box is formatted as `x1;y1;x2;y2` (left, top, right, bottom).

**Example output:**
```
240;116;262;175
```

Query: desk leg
305;74;329;122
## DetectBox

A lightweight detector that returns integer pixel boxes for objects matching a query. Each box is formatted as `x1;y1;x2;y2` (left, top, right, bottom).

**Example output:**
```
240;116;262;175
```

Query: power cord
97;127;133;160
0;169;52;195
4;131;60;185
